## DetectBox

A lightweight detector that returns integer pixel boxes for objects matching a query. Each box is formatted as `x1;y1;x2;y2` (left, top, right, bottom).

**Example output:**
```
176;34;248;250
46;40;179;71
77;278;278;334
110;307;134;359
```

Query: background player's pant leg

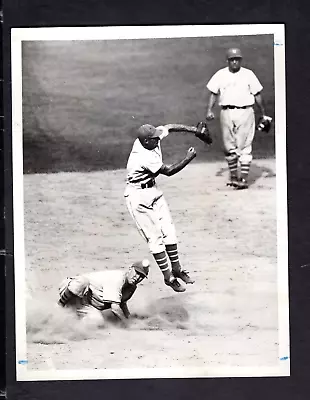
125;195;165;253
225;153;239;181
220;110;238;156
235;108;255;180
235;107;255;164
220;110;239;180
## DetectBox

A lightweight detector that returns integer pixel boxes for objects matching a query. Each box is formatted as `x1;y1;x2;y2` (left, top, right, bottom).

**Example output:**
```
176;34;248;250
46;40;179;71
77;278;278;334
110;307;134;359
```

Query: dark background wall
4;0;310;398
22;34;274;174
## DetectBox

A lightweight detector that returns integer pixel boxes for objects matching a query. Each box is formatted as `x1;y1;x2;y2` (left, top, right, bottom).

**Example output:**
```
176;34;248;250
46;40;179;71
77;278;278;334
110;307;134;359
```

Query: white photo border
11;23;288;381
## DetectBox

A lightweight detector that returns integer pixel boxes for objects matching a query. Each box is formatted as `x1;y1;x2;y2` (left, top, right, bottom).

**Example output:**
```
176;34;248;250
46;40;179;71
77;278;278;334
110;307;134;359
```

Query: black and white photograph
11;24;288;381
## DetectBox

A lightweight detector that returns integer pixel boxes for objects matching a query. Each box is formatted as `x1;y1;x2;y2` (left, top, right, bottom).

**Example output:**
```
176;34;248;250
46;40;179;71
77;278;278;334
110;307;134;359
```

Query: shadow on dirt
215;162;276;186
130;296;190;331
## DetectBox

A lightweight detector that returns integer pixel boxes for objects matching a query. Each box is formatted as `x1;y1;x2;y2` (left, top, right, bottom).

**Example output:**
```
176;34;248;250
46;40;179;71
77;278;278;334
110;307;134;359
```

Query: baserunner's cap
132;259;150;278
226;48;243;59
138;124;161;140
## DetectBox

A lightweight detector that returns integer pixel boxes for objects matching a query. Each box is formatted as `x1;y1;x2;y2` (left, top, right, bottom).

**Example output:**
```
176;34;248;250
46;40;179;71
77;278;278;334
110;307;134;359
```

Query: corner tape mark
280;356;289;361
18;360;28;365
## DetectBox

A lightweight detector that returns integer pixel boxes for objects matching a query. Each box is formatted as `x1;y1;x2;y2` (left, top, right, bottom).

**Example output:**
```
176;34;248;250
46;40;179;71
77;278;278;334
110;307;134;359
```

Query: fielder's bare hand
206;110;215;121
187;147;197;161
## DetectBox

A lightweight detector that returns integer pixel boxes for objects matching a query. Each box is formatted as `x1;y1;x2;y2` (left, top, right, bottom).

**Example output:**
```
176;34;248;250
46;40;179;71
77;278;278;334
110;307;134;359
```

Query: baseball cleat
226;180;239;188
165;277;186;292
235;178;249;190
226;178;239;188
172;269;195;284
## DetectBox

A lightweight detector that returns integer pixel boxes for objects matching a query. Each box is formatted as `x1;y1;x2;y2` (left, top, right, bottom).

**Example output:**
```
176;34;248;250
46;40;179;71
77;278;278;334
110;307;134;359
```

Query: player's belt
127;177;156;188
141;179;155;189
222;105;252;110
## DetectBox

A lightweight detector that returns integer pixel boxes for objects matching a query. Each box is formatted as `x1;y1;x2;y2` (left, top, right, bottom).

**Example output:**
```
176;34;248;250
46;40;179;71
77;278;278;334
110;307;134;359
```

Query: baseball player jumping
206;47;269;189
57;260;150;326
125;123;198;293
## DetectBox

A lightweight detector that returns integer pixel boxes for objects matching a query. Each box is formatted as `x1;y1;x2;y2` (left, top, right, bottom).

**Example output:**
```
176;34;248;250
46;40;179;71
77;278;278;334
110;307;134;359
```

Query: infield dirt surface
25;159;279;375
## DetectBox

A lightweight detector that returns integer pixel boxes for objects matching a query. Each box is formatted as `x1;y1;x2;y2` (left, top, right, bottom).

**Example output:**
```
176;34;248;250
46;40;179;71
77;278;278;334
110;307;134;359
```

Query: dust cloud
26;294;194;344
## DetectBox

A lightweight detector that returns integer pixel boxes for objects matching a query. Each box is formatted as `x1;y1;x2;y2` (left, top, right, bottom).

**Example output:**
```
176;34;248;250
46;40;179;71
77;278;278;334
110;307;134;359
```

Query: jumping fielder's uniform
206;48;267;189
124;123;196;292
124;126;176;254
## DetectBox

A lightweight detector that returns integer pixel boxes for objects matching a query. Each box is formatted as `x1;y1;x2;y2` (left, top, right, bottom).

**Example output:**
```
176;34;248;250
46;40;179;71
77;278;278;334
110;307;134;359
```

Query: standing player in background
125;123;198;293
206;48;269;189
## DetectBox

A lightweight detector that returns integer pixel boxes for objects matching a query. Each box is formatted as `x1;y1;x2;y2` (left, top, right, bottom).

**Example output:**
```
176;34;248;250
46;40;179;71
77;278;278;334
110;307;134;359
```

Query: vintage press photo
11;24;288;381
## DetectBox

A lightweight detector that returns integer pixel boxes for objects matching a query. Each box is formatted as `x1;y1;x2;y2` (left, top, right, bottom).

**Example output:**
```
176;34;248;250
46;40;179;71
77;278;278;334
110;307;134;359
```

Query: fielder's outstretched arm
163;124;197;134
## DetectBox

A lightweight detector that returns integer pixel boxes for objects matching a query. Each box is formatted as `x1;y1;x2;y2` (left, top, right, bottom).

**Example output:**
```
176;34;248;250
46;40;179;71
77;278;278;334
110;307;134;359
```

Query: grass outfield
22;34;275;173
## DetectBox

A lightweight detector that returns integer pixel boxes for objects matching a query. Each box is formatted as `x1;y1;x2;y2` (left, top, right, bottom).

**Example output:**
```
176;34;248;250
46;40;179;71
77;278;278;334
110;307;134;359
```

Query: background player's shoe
226;173;239;187
236;178;249;190
172;269;195;284
165;277;186;292
226;177;239;188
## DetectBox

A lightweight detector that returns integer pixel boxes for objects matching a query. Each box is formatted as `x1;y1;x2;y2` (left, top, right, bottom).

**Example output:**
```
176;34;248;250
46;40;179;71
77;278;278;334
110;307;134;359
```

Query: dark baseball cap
131;259;150;278
226;48;243;59
138;124;161;140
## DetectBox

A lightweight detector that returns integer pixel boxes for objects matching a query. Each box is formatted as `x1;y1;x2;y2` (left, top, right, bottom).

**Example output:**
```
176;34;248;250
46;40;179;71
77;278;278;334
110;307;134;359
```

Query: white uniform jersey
206;67;263;107
125;125;169;188
82;270;127;304
124;124;177;253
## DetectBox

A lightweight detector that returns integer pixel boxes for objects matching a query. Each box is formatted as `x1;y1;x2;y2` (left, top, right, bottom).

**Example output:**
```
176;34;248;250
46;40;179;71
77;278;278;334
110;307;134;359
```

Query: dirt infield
24;159;279;375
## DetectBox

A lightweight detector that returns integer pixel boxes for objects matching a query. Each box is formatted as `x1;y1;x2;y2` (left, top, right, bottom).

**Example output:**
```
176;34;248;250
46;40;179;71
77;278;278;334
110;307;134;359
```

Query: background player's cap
131;259;150;278
226;48;243;59
138;124;161;140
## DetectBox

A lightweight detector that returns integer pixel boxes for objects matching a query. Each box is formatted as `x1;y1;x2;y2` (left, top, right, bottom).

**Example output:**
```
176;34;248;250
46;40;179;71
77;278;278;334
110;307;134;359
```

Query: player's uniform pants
220;106;255;163
58;276;112;311
124;184;177;254
59;276;89;298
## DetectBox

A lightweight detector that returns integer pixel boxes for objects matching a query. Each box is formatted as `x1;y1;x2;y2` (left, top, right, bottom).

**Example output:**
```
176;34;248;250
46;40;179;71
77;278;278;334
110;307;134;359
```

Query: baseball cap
131;259;150;278
226;48;243;59
138;124;161;140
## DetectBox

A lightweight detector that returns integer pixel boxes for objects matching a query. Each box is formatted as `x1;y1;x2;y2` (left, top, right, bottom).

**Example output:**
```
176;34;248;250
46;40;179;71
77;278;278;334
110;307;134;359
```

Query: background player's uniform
207;66;263;182
124;126;177;254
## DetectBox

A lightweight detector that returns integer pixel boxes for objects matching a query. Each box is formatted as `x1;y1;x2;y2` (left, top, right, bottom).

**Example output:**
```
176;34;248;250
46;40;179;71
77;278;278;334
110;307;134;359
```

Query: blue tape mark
18;360;28;365
280;356;289;361
274;42;283;46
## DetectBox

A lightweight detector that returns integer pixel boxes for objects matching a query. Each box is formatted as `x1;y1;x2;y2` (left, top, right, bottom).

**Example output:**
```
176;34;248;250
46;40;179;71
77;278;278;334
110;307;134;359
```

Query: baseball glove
256;115;273;133
195;121;213;145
